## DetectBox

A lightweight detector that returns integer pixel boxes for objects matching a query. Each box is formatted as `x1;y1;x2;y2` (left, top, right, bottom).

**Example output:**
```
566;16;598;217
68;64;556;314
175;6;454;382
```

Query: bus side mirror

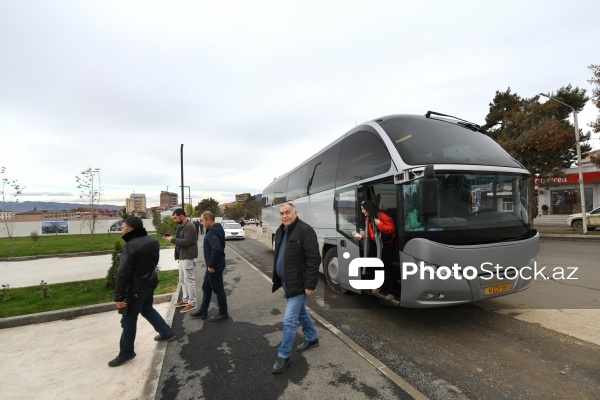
419;165;438;217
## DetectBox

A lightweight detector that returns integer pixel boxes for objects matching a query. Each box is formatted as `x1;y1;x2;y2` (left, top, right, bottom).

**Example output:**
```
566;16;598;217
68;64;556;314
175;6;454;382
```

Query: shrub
541;204;549;211
105;240;123;289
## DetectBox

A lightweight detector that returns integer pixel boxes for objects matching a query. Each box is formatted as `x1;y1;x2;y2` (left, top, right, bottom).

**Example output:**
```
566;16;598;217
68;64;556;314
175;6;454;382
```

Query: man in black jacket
190;211;229;321
109;217;174;367
271;202;321;374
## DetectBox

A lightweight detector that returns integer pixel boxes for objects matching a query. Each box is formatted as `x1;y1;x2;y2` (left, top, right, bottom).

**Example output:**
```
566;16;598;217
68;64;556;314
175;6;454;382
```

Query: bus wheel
324;248;347;294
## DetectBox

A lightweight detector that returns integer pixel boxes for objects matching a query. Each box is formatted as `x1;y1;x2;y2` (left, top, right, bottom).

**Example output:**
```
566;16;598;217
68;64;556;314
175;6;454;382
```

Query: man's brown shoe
180;304;197;313
174;301;187;308
385;294;398;301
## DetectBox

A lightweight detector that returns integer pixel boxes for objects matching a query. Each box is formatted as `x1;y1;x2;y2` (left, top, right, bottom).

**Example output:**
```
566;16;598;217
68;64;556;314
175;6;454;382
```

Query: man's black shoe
271;357;290;374
208;313;229;322
154;332;175;342
296;339;319;352
190;310;208;319
108;354;136;367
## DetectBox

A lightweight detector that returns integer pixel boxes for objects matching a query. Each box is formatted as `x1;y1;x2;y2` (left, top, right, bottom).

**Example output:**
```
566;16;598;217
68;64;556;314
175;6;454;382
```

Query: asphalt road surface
223;237;600;400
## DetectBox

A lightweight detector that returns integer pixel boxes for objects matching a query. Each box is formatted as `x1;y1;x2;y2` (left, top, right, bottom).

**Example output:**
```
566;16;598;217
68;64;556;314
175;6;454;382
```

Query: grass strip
0;269;178;318
0;233;171;258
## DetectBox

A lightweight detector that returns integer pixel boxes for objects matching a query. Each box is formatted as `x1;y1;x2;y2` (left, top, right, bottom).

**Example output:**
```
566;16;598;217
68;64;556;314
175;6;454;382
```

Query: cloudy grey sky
1;0;599;207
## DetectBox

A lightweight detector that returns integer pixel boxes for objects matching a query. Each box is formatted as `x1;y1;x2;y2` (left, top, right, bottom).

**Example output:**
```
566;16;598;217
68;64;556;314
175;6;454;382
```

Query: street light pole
539;93;587;234
180;144;185;212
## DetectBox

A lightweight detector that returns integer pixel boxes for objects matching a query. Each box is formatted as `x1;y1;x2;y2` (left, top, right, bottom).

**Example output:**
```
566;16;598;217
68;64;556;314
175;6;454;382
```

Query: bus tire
324;248;347;294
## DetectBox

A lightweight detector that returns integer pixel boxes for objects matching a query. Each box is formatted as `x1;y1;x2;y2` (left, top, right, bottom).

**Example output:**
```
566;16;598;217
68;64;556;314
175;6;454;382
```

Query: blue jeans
199;267;228;315
119;290;172;357
278;287;318;359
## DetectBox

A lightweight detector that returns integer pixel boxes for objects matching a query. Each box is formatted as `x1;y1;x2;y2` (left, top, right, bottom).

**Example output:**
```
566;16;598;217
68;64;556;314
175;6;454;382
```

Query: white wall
0;219;156;238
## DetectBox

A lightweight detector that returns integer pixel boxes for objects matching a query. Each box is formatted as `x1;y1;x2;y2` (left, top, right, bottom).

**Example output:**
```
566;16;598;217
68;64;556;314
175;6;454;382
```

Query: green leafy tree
76;167;103;248
1;167;24;255
194;197;219;216
482;86;590;222
106;240;123;289
242;196;261;220
482;86;591;176
588;64;600;168
185;203;194;218
152;210;162;233
119;207;130;219
152;210;179;237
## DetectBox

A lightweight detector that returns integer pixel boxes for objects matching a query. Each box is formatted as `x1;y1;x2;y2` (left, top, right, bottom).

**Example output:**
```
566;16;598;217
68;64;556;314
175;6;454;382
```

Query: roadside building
160;191;178;209
126;193;147;214
536;150;600;215
0;211;14;220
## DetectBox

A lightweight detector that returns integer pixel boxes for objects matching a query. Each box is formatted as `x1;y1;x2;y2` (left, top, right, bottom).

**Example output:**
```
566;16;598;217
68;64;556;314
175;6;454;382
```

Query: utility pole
180;144;185;211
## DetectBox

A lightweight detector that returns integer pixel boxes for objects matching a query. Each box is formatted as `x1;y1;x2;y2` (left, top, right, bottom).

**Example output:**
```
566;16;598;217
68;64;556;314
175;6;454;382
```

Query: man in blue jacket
110;217;174;367
271;202;321;374
190;211;229;321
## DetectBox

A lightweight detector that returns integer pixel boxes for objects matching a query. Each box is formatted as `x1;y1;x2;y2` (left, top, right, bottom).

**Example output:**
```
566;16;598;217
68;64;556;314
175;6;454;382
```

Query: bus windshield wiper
425;111;484;133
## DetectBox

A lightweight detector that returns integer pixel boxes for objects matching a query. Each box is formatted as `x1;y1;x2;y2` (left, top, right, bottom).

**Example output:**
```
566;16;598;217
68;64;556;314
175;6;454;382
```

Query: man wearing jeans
165;208;198;313
190;211;229;321
110;217;174;367
271;202;321;374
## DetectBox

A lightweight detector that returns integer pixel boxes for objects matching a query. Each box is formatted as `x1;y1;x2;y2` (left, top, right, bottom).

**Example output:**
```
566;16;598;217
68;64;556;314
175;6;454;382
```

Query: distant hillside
1;201;123;213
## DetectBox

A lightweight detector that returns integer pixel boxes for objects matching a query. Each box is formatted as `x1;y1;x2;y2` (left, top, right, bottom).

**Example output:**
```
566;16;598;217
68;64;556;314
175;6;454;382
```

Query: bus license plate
484;283;510;296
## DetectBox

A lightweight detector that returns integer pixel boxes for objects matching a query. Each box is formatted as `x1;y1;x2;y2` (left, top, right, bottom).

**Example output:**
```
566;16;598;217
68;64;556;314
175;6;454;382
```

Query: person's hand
164;236;173;242
374;218;381;225
208;267;215;273
352;231;362;240
305;289;315;295
116;301;127;309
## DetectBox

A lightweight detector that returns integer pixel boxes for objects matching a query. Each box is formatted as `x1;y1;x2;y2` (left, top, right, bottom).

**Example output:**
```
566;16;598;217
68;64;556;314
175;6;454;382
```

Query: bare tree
76;167;102;248
1;167;24;255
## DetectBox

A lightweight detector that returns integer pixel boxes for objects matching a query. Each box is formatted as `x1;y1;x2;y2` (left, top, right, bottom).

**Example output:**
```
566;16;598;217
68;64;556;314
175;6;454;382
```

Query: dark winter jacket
170;219;198;260
114;228;159;302
204;223;226;268
271;217;321;298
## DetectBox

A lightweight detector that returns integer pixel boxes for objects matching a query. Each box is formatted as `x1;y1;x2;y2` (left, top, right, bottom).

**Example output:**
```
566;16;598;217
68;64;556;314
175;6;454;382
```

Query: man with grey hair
164;208;198;313
271;202;321;374
190;211;229;321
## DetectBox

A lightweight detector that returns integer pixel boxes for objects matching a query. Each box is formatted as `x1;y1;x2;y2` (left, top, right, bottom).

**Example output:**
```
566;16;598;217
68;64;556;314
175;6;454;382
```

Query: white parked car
566;207;600;230
221;220;235;226
223;223;245;240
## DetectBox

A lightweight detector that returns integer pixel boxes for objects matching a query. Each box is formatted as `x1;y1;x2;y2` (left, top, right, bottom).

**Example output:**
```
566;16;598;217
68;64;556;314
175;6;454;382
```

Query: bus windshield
380;116;523;168
404;172;532;244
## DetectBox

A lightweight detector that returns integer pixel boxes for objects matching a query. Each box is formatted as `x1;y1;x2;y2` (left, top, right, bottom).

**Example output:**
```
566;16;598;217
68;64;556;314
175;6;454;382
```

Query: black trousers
368;240;400;297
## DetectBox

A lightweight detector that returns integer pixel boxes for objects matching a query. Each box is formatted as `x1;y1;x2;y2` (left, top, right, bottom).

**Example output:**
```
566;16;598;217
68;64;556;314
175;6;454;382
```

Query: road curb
141;284;181;400
540;233;600;241
0;293;174;329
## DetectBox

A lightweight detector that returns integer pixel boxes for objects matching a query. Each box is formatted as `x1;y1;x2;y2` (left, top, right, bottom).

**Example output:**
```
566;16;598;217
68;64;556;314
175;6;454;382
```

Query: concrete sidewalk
0;299;175;400
0;248;180;399
0;234;424;400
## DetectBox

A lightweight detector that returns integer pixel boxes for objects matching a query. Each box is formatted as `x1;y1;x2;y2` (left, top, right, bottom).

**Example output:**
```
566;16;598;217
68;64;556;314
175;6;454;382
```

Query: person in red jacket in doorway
357;199;399;301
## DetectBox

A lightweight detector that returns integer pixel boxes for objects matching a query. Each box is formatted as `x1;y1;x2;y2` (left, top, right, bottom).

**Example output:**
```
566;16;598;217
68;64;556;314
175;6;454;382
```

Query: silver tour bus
261;112;540;307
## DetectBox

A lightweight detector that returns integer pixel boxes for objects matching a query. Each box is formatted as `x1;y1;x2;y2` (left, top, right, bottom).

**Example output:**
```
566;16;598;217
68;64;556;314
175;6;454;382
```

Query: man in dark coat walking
271;202;321;374
110;217;174;367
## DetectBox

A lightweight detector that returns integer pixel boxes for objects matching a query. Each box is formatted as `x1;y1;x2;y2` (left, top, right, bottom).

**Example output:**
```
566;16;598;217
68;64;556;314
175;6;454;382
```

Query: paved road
0;248;179;287
219;235;600;400
155;237;419;400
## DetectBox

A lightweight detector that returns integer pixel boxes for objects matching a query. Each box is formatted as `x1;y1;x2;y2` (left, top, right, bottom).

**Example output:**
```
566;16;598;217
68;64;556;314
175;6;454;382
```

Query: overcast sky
1;1;599;207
